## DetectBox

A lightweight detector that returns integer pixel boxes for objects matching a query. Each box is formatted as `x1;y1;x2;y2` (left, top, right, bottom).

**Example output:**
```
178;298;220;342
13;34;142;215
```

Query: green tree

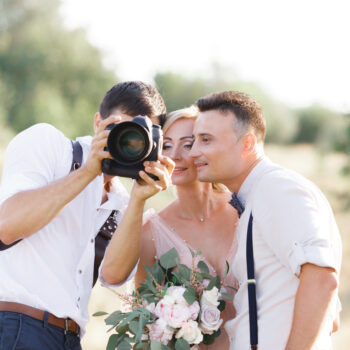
0;0;117;137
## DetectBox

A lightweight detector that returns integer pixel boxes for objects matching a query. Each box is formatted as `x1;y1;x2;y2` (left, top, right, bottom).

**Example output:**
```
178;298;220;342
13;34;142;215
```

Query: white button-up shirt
225;157;342;350
0;123;133;336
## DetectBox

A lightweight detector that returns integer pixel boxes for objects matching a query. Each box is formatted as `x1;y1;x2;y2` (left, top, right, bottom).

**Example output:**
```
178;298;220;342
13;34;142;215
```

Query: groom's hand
131;155;175;201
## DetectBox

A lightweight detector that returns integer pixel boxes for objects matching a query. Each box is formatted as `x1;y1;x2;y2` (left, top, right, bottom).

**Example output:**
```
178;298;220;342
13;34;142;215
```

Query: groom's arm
284;263;338;350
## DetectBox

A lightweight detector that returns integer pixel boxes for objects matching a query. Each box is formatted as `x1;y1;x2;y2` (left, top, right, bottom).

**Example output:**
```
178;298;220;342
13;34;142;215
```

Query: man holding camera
189;91;341;350
0;81;174;350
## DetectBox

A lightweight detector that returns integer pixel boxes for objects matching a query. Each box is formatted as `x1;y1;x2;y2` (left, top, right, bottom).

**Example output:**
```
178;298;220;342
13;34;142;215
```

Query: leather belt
0;302;80;335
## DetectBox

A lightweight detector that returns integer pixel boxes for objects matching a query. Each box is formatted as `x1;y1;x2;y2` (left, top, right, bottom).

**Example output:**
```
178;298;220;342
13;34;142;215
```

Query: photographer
0;81;173;350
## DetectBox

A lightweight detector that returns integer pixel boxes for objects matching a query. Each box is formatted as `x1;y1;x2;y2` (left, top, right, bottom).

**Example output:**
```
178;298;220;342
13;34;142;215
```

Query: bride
136;106;239;349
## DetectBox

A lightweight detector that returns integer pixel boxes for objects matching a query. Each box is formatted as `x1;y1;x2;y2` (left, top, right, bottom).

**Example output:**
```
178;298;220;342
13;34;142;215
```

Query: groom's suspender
246;212;258;350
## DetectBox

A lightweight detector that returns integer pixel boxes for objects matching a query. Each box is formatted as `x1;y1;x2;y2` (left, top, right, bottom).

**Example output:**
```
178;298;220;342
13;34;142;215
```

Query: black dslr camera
102;115;163;180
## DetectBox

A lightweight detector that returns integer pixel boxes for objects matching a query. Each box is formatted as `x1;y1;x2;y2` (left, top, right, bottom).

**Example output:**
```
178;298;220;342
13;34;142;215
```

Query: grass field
0;142;349;349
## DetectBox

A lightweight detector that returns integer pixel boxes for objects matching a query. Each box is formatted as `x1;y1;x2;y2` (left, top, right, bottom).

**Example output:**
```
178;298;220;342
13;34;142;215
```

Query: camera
102;115;163;180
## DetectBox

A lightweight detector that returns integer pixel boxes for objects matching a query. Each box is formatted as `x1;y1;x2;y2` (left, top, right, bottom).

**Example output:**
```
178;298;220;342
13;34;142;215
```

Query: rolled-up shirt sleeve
253;172;341;277
98;258;139;288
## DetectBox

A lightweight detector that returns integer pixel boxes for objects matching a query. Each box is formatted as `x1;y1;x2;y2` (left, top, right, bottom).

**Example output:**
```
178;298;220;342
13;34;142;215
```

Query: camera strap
0;140;83;251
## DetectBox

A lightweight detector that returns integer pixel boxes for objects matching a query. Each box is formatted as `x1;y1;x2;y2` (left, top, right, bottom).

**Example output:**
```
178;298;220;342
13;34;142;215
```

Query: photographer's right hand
80;115;121;179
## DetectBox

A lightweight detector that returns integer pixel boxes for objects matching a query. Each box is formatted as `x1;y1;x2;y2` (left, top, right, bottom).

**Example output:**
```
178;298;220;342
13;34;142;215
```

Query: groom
189;91;342;350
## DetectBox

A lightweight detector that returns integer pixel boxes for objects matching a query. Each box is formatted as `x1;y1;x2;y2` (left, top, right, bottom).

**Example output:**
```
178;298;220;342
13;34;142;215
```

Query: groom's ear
241;133;257;157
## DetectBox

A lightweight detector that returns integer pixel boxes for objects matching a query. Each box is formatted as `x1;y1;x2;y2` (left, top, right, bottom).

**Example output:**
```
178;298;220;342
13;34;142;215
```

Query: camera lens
107;121;152;165
118;129;145;158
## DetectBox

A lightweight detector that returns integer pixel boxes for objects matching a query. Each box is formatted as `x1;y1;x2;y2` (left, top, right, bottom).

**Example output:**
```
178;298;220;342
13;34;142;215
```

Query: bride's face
162;118;198;185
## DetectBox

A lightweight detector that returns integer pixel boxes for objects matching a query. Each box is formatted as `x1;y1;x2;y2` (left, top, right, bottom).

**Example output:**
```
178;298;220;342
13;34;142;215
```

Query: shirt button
79;269;82;274
78;297;80;301
91;239;94;243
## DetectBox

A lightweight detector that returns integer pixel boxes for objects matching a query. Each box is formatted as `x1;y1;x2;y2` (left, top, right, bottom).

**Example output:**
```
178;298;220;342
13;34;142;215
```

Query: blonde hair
163;106;227;193
163;105;199;134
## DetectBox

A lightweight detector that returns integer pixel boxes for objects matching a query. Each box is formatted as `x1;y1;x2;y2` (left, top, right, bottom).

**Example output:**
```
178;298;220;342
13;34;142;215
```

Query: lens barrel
107;120;153;166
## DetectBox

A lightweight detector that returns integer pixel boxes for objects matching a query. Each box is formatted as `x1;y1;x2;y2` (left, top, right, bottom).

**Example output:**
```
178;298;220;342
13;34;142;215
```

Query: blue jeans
0;311;82;350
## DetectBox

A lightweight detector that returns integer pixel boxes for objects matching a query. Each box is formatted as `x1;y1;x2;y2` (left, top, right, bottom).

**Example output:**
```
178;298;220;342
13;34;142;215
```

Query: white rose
176;320;203;345
201;287;220;308
199;305;223;334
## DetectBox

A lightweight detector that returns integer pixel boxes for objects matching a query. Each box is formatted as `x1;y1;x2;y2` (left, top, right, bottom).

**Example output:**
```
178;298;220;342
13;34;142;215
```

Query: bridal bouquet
95;248;233;350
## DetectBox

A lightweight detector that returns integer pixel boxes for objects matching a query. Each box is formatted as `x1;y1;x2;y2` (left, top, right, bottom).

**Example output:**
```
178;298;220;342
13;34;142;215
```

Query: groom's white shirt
0;123;136;337
225;157;342;350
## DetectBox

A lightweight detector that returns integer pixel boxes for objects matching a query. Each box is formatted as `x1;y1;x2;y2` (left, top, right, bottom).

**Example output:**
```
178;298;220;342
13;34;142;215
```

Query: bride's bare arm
100;156;174;285
135;222;157;289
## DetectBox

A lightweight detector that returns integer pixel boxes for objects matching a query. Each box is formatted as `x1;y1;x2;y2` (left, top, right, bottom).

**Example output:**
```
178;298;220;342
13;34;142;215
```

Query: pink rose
167;303;192;328
147;318;174;345
199;305;223;334
154;301;173;322
188;301;200;320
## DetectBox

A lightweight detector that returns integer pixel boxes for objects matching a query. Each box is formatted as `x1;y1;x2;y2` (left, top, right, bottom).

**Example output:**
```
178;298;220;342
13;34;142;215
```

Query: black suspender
246;212;258;350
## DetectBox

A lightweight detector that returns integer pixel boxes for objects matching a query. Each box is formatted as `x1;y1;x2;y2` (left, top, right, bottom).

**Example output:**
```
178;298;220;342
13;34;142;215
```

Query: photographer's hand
100;155;174;285
132;155;175;201
80;114;121;180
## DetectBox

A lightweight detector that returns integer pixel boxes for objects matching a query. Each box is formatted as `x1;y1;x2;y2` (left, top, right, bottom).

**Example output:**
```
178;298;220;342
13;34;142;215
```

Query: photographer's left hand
130;155;174;202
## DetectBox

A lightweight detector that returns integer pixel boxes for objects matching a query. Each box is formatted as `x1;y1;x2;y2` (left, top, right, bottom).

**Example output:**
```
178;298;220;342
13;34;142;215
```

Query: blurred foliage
0;0;117;138
154;67;297;144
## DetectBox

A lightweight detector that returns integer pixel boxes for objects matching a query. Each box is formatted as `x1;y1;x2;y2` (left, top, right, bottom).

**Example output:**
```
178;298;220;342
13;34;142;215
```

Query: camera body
102;115;163;180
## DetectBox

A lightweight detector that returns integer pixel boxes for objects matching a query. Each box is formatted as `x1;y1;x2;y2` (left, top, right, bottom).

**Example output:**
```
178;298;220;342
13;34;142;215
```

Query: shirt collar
238;156;273;205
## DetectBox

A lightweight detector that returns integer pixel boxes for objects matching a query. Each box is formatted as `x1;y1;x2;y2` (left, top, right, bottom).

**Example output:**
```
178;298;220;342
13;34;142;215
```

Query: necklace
199;217;205;222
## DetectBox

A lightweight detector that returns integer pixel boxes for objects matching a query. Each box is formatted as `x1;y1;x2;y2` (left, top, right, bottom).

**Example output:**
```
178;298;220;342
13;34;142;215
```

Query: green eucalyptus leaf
93;311;108;317
178;264;192;281
202;328;221;345
135;315;147;342
135;342;149;349
106;334;118;350
197;260;209;274
206;276;220;291
218;299;226;312
175;338;190;350
118;340;132;350
151;261;165;284
105;310;124;326
224;260;230;277
196;248;202;256
150;340;162;350
159;248;179;269
128;320;139;335
183;285;197;305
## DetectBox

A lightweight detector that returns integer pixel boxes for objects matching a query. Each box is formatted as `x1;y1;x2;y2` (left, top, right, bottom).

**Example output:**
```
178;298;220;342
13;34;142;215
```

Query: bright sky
60;0;350;112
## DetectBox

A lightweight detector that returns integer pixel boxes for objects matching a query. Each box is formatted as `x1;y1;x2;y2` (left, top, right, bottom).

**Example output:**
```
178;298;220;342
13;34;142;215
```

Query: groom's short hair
196;91;266;143
99;81;166;123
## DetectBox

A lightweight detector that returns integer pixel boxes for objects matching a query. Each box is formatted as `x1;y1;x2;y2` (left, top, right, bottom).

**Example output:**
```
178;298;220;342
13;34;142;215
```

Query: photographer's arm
101;156;174;285
0;115;119;245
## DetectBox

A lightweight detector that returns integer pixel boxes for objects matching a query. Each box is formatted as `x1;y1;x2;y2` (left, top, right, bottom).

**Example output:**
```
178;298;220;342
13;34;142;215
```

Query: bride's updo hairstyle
162;106;228;193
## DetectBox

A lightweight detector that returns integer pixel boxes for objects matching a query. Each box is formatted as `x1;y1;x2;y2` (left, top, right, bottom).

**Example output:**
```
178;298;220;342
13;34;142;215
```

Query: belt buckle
64;318;69;334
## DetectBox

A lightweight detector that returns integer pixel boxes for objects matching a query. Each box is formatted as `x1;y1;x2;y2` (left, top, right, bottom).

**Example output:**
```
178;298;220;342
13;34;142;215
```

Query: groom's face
190;110;245;184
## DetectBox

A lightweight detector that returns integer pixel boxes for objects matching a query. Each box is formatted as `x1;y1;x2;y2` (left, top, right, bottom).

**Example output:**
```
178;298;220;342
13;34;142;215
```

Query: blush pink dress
144;210;238;349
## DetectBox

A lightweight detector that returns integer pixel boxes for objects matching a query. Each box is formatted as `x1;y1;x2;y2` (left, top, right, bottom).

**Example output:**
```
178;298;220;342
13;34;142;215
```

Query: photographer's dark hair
196;91;266;143
99;81;166;123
